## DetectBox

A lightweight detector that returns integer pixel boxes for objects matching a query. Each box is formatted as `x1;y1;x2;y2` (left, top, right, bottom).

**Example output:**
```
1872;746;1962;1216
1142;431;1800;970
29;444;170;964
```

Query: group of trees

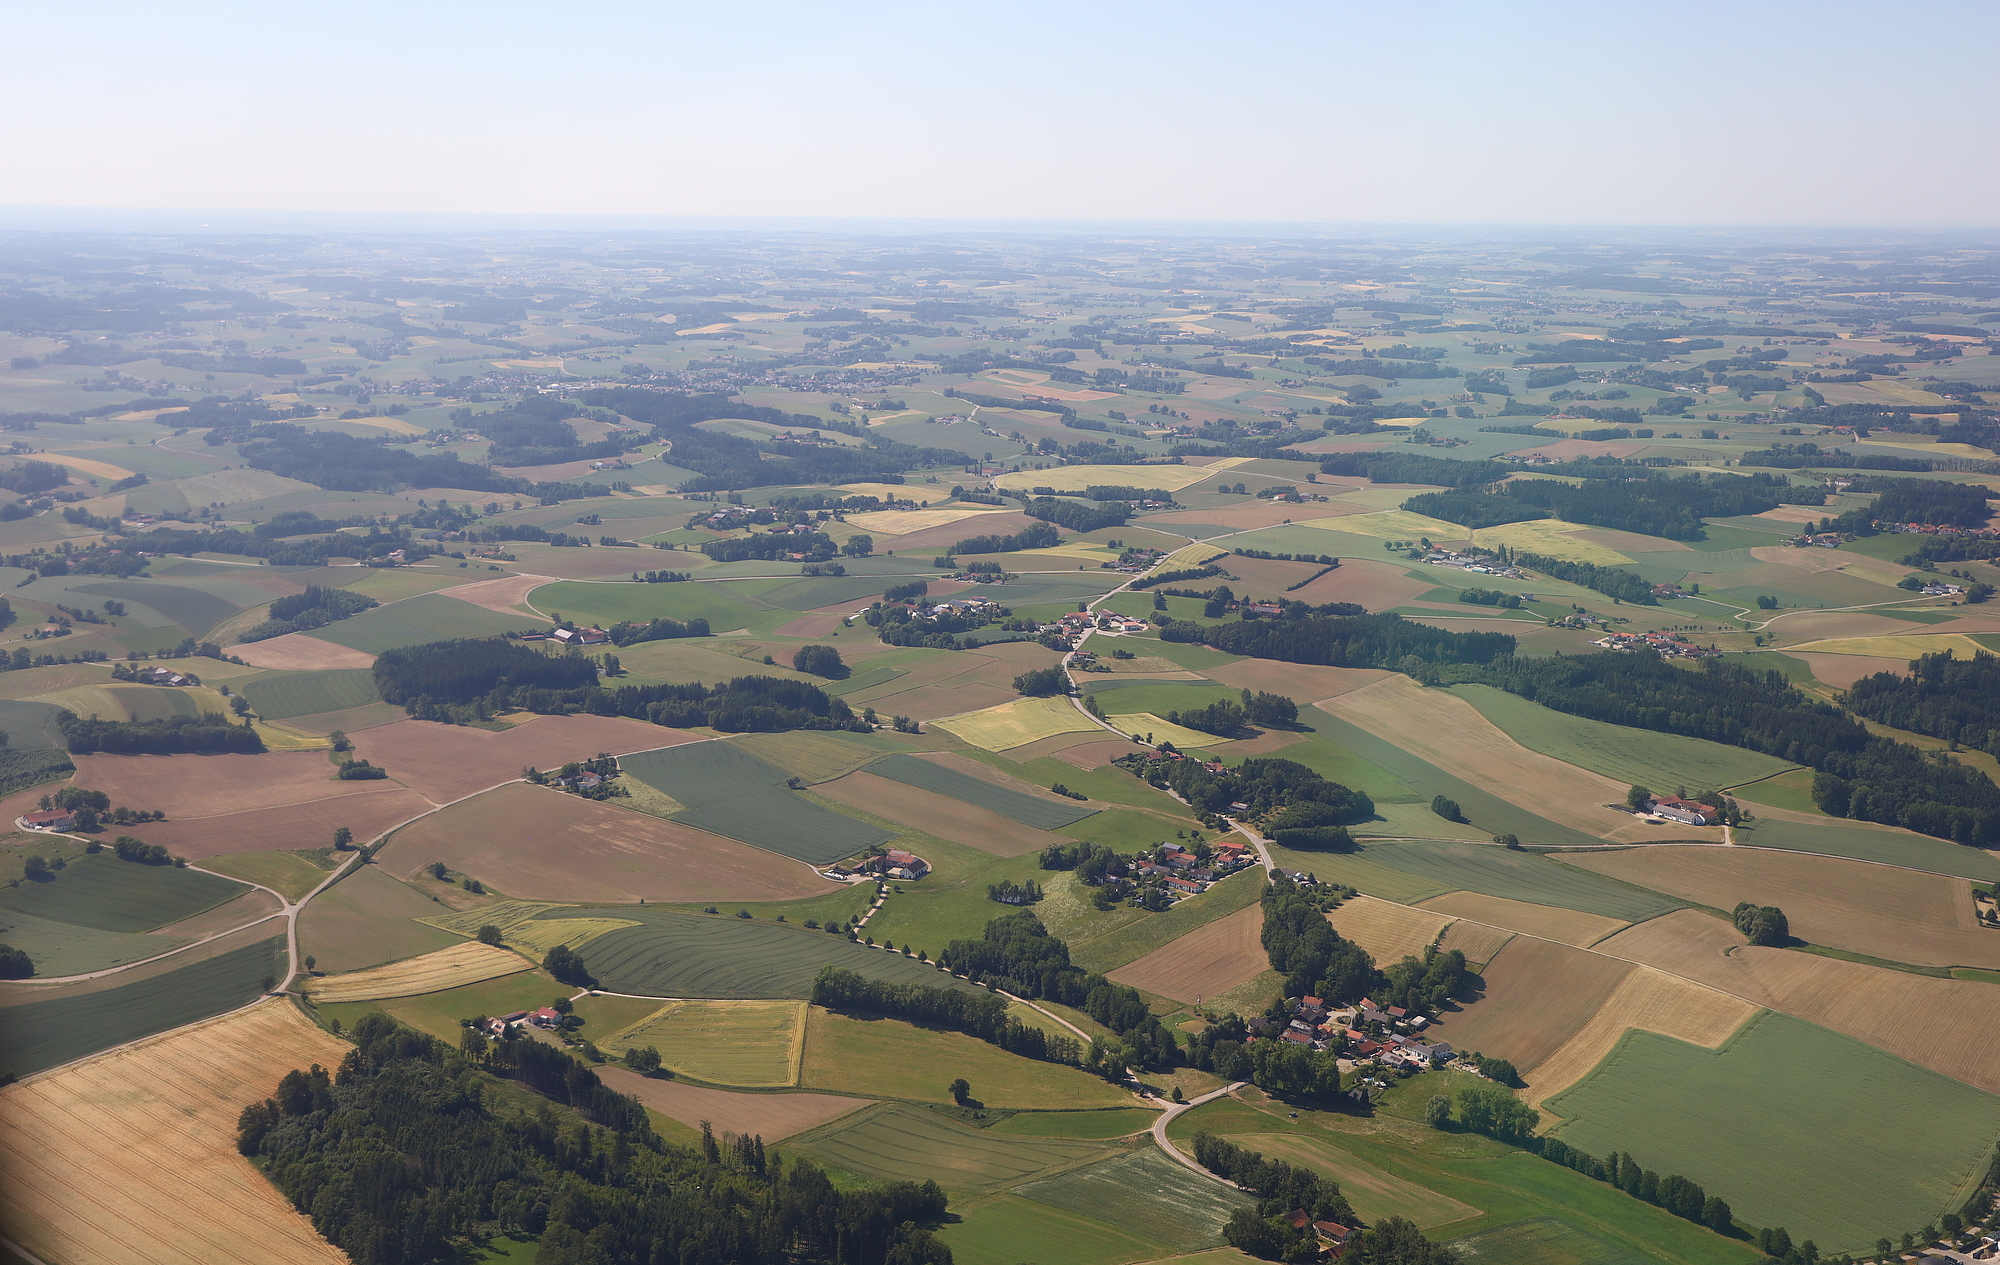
792;644;848;679
1402;490;1548;529
604;615;710;647
241;1014;955;1265
1165;689;1298;737
1022;496;1128;534
1013;667;1067;697
1732;902;1790;946
376;639;599;711
946;520;1061;556
1159;611;1516;677
701;531;838;563
1845;650;2000;760
58;711;263;755
1194;1133;1459;1264
237;584;378;643
1466;546;1657;605
810;967;1079;1066
1116;752;1373;825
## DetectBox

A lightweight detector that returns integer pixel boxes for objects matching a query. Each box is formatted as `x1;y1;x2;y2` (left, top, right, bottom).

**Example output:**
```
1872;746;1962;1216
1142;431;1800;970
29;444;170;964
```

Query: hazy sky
5;0;1993;227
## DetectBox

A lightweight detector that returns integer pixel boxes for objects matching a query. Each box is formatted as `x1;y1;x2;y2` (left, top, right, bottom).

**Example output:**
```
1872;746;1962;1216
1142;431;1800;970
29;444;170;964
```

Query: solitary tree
948;1078;971;1105
625;1045;662;1074
1424;1095;1452;1128
477;924;504;946
333;825;353;850
1626;785;1653;812
1430;795;1463;822
303;955;316;973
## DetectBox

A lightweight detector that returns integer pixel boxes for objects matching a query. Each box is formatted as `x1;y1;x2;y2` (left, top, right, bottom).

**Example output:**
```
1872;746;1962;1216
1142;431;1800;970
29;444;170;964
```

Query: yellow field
36;452;138;480
1292;509;1471;543
501;916;640;955
419;899;568;936
846;506;1012;535
1105;713;1230;749
1160;542;1230;568
1525;968;1759;1111
306;941;529;1002
1416;892;1630;948
1788;634;1988;659
810;482;941;503
333;415;428;435
1326;895;1452;965
931;695;1101;751
604;999;807;1087
0;1002;351;1265
1437;919;1515;967
995;464;1218;493
1467;518;1637;566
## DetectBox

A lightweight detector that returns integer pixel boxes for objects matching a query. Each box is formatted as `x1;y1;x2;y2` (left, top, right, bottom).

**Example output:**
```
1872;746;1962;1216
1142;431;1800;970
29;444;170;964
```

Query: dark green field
240;668;383;720
865;753;1096;830
0;700;69;751
0;853;249;932
1319;841;1683;922
73;580;242;637
0;745;74;797
0;936;283;1078
621;741;892;862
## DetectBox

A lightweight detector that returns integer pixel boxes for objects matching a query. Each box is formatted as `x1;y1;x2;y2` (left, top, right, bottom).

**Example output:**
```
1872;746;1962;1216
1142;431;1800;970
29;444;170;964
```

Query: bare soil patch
438;572;553;614
229;632;376;670
381;782;830;902
1595;910;2000;1095
599;1065;869;1140
815;770;1065;857
124;788;432;860
876;512;1040;554
354;714;694;804
0;1002;351;1265
1429;936;1634;1072
1107;902;1266;1002
72;750;364;819
1416;892;1629;948
1524;967;1756;1110
1795;653;1905;690
1568;846;1999;968
1326;895;1452;965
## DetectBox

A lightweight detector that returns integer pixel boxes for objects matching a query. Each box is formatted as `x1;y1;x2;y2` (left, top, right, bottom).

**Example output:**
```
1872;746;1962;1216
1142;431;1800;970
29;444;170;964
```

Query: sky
3;0;1993;228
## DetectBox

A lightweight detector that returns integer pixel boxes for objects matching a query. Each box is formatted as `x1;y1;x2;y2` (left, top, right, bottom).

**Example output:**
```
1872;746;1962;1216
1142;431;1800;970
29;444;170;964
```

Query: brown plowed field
1571;846;2000;968
875;512;1040;553
1524;967;1756;1110
1795;653;1906;690
861;681;1018;721
1416;892;1630;948
382;781;831;901
1049;737;1148;770
354;714;696;804
1768;611;1925;642
774;613;847;637
125;787;432;859
1327;896;1452;965
229;632;377;670
307;941;529;1003
1428;937;1634;1072
1207;659;1393;705
1107;902;1265;1001
597;1064;869;1139
1594;910;2000;1095
0;1002;351;1265
1437;920;1514;967
73;749;370;818
438;572;553;613
815;770;1065;857
1319;676;1629;837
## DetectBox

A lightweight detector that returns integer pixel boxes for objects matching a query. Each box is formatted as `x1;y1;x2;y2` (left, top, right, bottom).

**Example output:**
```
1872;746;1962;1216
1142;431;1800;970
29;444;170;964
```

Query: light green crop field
0;853;249;932
564;908;985;999
1078;679;1243;718
306;592;527;653
987;1108;1158;1139
937;1194;1174;1265
787;1102;1115;1194
1733;817;2000;880
71;580;243;637
1448;684;1799;790
1317;841;1682;922
1016;1148;1252;1251
729;730;902;784
758;574;904;611
1545;1012;2000;1252
239;668;382;720
1447;1216;1650;1265
198;851;338;902
620;741;892;862
529;579;773;633
865;753;1096;830
800;1008;1137;1109
0;906;189;976
601;998;805;1087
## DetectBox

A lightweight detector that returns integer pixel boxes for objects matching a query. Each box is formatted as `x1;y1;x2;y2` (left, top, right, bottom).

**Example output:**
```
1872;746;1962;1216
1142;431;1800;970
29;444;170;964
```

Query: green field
0;905;190;976
937;1194;1173;1265
1450;684;1800;791
802;1007;1136;1108
344;970;566;1043
73;580;242;637
307;593;527;653
564;908;985;998
1734;817;2000;880
240;668;383;720
1079;679;1243;718
788;1102;1115;1194
621;741;892;862
199;850;338;902
987;1108;1159;1139
600;998;804;1086
865;753;1097;830
1321;841;1683;922
0;852;249;932
529;579;772;634
759;573;904;611
0;936;283;1078
1448;1216;1651;1265
1545;1012;2000;1252
1016;1148;1251;1251
0;700;69;751
730;730;907;784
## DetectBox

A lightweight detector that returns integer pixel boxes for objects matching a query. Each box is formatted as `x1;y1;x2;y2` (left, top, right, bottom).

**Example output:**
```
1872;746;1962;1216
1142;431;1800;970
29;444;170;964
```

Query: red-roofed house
21;809;75;831
529;1007;564;1028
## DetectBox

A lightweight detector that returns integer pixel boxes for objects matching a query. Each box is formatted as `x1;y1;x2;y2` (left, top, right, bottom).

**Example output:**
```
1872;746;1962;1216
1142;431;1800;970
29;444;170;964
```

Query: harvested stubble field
1016;1148;1252;1252
1325;895;1452;965
1321;677;1630;837
1050;738;1147;770
1415;892;1630;949
1545;1012;2000;1253
1437;919;1515;968
125;786;432;861
602;998;806;1087
930;696;1101;751
1430;937;1635;1074
305;940;528;1003
597;1064;868;1140
228;632;377;671
71;749;371;819
384;782;831;903
801;1008;1136;1109
0;1002;351;1265
789;1102;1114;1194
1594;910;2000;1095
1567;845;2000;969
622;740;892;863
354;713;690;804
296;865;461;974
815;770;1065;857
1106;902;1265;1002
1522;966;1755;1109
1204;658;1394;705
569;909;983;999
0;852;247;933
1792;652;1907;690
434;572;552;613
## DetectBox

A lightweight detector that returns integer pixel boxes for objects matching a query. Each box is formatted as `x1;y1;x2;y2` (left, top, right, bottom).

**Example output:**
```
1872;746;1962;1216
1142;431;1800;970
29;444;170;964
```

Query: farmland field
69;748;372;819
0;906;196;977
600;998;806;1086
1017;1148;1251;1251
1106;902;1265;1002
1325;894;1452;966
196;850;337;902
598;1065;869;1140
937;1196;1174;1265
787;1102;1115;1193
1522;966;1755;1108
238;668;382;720
1430;937;1635;1073
354;713;687;805
567;908;986;998
120;786;433;861
730;730;891;783
1447;1216;1650;1265
1449;684;1800;791
1343;842;1684;923
866;752;1097;829
1228;1132;1480;1230
1416;892;1630;949
800;1007;1137;1108
0;1002;352;1265
987;1108;1158;1139
304;592;528;653
0;852;248;932
305;941;528;1003
1545;1012;2000;1253
0;935;282;1079
295;865;462;973
930;695;1101;751
1068;868;1267;974
621;740;892;862
526;578;772;633
814;770;1065;857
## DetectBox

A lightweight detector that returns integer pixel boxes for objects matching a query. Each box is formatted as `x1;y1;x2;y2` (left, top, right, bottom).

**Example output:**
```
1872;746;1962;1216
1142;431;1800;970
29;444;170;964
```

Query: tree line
1846;650;2000;762
238;584;379;643
1193;1133;1459;1264
59;711;263;755
811;967;1080;1066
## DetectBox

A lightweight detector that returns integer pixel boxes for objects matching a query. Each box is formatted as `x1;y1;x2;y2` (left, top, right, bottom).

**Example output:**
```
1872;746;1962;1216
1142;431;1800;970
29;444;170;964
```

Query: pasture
1324;895;1452;966
600;998;806;1086
801;1008;1137;1109
987;1108;1158;1139
787;1102;1116;1193
383;782;831;903
197;850;337;902
1231;1132;1480;1231
1416;892;1630;949
1545;1012;2000;1253
238;668;381;720
527;578;772;634
303;591;527;653
0;852;247;932
0;1002;353;1265
305;941;528;1003
0;906;193;977
930;695;1101;751
1447;1217;1650;1265
936;1195;1173;1265
0;935;282;1079
867;753;1097;830
1106;902;1266;1003
1016;1148;1252;1251
621;740;892;862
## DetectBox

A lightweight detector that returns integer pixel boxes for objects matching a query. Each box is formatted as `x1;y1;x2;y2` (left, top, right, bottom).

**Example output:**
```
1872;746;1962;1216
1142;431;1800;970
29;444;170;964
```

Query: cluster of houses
521;626;610;646
1127;839;1255;897
478;1008;564;1037
1591;630;1718;658
768;431;841;447
1039;611;1148;645
1248;995;1455;1070
828;849;931;882
130;666;193;686
1102;548;1168;573
1419;549;1526;579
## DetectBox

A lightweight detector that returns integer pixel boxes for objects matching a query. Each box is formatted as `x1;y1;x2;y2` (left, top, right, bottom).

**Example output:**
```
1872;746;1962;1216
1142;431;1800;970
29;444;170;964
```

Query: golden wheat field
306;941;530;1003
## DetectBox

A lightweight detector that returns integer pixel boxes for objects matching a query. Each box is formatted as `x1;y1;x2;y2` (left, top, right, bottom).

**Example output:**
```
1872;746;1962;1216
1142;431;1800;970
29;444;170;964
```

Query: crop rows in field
864;753;1096;830
790;1103;1113;1196
1446;1216;1649;1265
307;592;525;653
603;998;805;1086
1016;1148;1250;1251
239;668;382;720
0;853;247;934
620;741;891;863
307;941;529;1003
1346;842;1683;923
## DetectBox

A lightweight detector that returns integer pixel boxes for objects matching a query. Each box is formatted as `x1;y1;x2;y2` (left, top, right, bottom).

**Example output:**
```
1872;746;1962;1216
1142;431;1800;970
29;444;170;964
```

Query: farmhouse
1649;794;1719;825
20;808;76;831
135;666;191;686
550;626;609;646
855;849;930;880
